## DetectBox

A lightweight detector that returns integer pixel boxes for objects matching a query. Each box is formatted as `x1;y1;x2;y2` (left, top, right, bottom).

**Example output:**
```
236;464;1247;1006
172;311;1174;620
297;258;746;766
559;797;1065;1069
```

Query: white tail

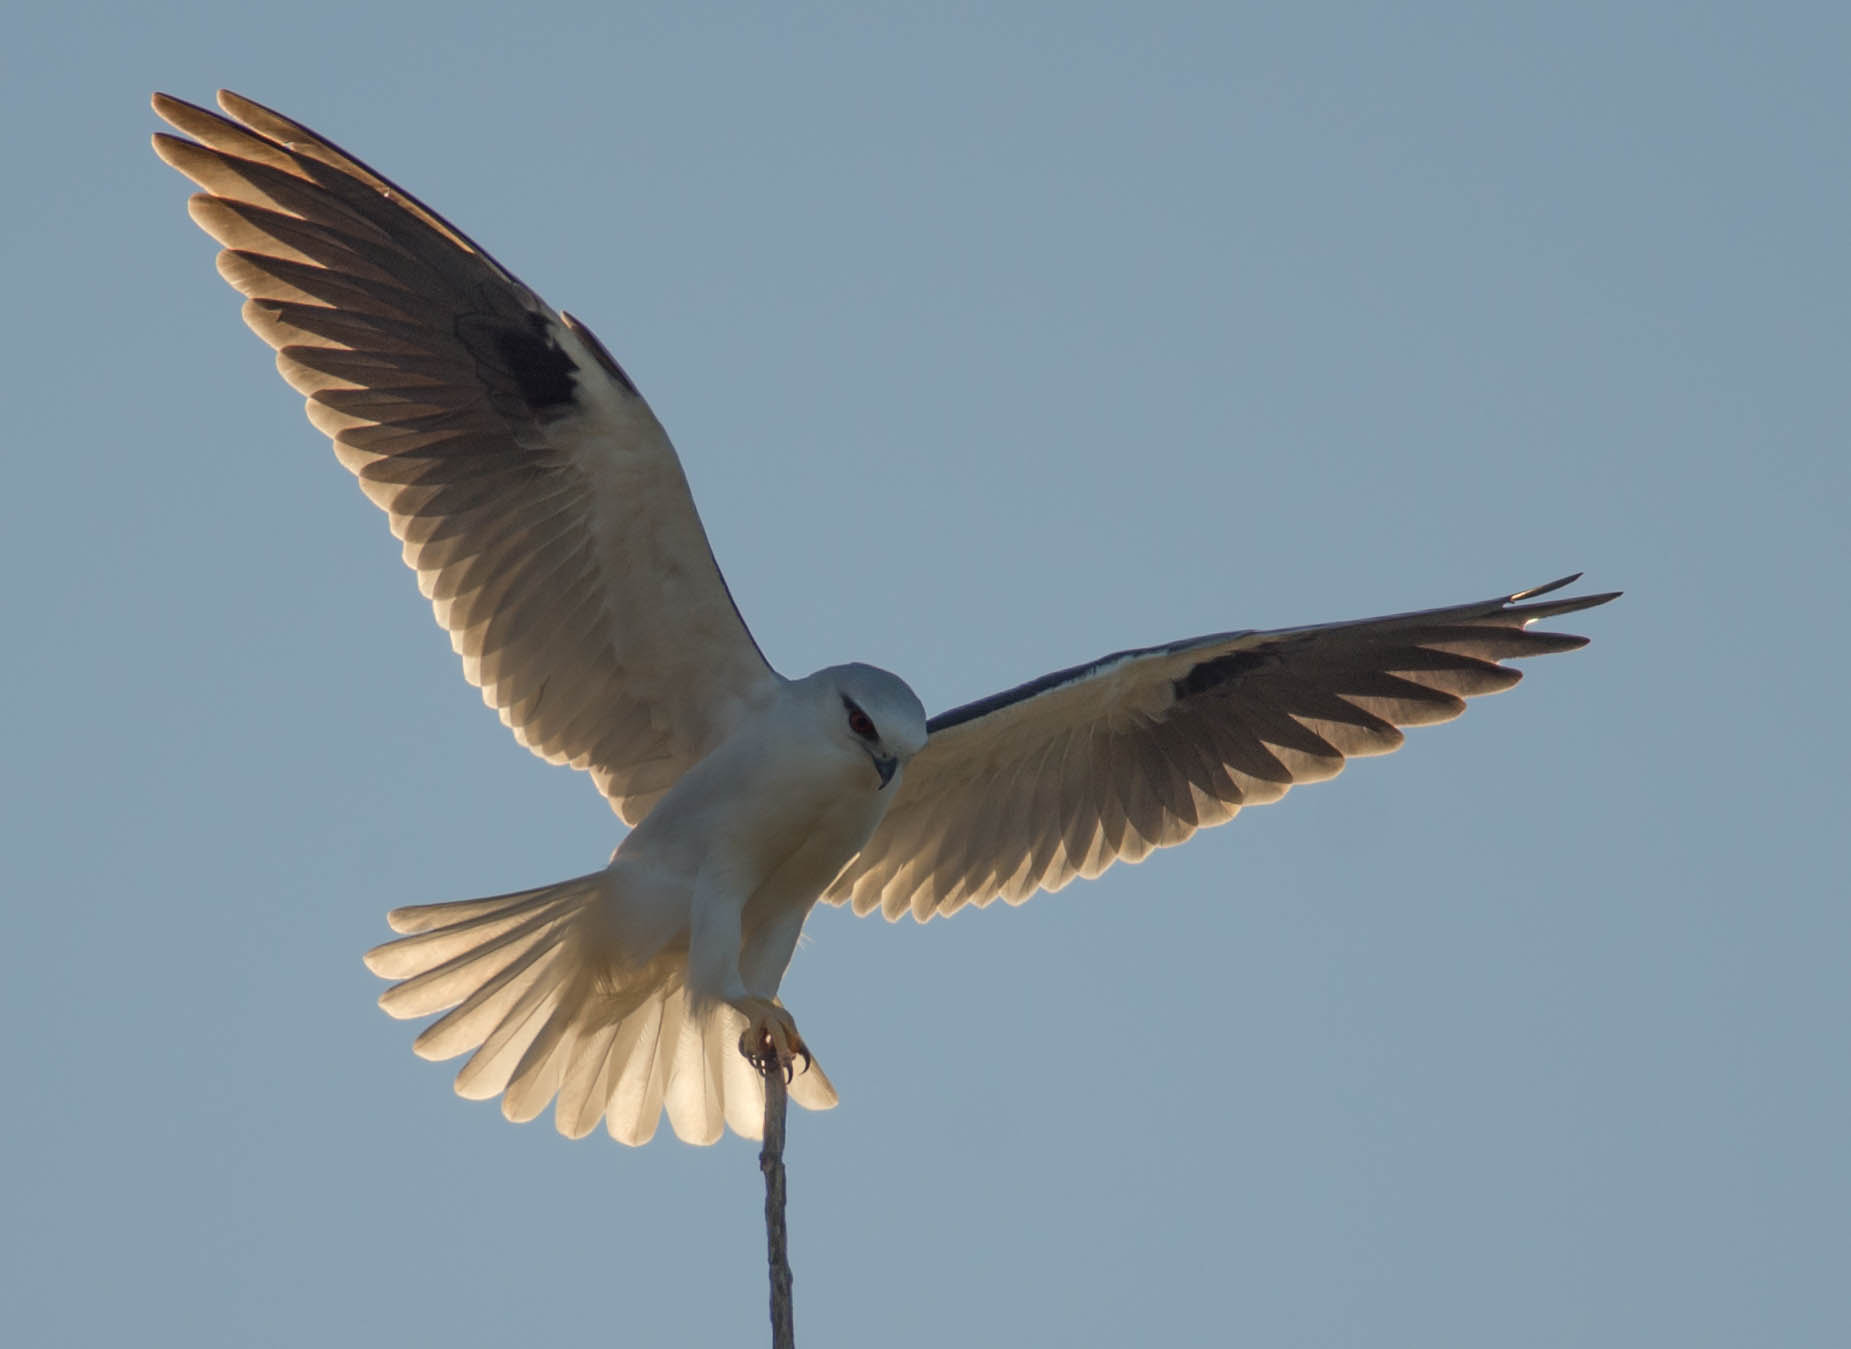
363;874;837;1144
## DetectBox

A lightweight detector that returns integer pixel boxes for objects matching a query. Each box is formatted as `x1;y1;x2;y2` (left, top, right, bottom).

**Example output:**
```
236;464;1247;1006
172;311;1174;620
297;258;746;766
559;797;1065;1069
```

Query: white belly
600;712;900;991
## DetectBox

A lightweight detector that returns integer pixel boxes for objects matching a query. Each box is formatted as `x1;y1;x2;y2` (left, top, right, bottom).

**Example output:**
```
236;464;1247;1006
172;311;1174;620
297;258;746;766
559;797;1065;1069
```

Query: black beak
872;754;899;789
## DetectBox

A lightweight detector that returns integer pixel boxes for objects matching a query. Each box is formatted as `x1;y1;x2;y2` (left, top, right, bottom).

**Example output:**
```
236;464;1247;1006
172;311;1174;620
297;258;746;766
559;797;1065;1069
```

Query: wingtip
1505;575;1621;623
1509;573;1581;602
216;89;294;135
1557;587;1622;611
149;91;193;135
151;90;212;120
148;130;186;167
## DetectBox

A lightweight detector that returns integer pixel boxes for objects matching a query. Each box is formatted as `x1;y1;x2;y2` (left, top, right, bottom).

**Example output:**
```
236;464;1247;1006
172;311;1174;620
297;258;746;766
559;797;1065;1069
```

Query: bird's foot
734;997;812;1081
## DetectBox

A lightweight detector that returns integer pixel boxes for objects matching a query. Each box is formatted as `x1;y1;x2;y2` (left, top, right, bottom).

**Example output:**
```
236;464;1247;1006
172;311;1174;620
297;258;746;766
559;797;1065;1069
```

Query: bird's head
813;663;928;791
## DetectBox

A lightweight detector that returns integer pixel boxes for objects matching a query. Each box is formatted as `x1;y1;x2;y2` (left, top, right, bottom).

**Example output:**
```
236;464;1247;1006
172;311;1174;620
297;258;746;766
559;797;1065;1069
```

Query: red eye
846;705;877;740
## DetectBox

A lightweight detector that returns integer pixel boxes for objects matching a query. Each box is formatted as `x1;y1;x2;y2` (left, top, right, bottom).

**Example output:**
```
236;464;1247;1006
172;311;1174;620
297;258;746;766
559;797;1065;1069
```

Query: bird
152;90;1618;1147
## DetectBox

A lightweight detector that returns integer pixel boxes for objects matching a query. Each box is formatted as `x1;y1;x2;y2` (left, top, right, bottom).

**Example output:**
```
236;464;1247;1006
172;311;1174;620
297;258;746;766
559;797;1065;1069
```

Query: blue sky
5;3;1846;1345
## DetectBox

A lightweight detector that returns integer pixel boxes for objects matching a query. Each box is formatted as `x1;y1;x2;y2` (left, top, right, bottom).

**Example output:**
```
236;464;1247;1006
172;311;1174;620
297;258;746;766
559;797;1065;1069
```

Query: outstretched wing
825;576;1618;921
152;91;778;823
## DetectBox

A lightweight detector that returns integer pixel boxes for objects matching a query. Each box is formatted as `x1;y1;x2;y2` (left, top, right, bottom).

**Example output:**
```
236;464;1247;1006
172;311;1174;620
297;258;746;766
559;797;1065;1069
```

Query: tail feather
718;1017;766;1139
666;1010;726;1146
373;904;577;1018
362;873;841;1144
780;1017;840;1115
410;943;566;1061
383;879;593;935
503;1011;583;1123
555;1018;624;1140
596;1001;662;1144
608;992;682;1145
454;971;565;1100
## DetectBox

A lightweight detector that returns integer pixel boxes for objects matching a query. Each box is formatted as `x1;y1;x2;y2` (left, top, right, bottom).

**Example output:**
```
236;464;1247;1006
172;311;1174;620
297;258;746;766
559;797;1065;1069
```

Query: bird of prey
152;90;1617;1147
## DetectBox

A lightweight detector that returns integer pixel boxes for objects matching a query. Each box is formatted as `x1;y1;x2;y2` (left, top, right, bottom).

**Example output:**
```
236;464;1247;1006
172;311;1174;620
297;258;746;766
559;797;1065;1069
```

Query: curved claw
734;998;814;1081
737;1028;787;1076
739;1033;809;1082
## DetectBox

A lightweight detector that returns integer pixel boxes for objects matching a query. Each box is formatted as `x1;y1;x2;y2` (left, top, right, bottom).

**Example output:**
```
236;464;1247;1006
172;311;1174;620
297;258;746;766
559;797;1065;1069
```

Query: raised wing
825;576;1618;921
152;92;778;822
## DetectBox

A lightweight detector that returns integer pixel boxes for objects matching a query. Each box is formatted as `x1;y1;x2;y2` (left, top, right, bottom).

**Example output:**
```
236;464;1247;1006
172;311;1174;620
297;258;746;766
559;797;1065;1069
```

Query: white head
807;663;928;791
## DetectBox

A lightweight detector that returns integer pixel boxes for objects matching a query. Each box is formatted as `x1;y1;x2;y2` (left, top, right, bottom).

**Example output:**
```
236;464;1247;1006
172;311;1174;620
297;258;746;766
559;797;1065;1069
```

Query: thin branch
760;1065;795;1349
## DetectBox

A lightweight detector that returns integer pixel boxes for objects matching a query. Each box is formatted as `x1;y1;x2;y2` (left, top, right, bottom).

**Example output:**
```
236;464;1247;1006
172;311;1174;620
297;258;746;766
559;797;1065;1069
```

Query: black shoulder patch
456;310;577;412
1173;646;1274;700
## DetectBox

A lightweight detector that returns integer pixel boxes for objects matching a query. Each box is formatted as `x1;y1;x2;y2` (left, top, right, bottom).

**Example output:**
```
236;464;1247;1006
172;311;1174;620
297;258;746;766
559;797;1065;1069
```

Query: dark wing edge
825;575;1619;922
151;91;776;822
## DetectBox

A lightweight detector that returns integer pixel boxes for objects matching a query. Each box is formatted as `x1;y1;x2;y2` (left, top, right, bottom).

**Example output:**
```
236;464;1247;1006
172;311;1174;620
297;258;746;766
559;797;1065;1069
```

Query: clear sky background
5;3;1846;1346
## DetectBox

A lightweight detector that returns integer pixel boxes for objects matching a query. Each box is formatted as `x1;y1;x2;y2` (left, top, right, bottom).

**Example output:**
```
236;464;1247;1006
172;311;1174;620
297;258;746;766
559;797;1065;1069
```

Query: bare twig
760;1065;795;1349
